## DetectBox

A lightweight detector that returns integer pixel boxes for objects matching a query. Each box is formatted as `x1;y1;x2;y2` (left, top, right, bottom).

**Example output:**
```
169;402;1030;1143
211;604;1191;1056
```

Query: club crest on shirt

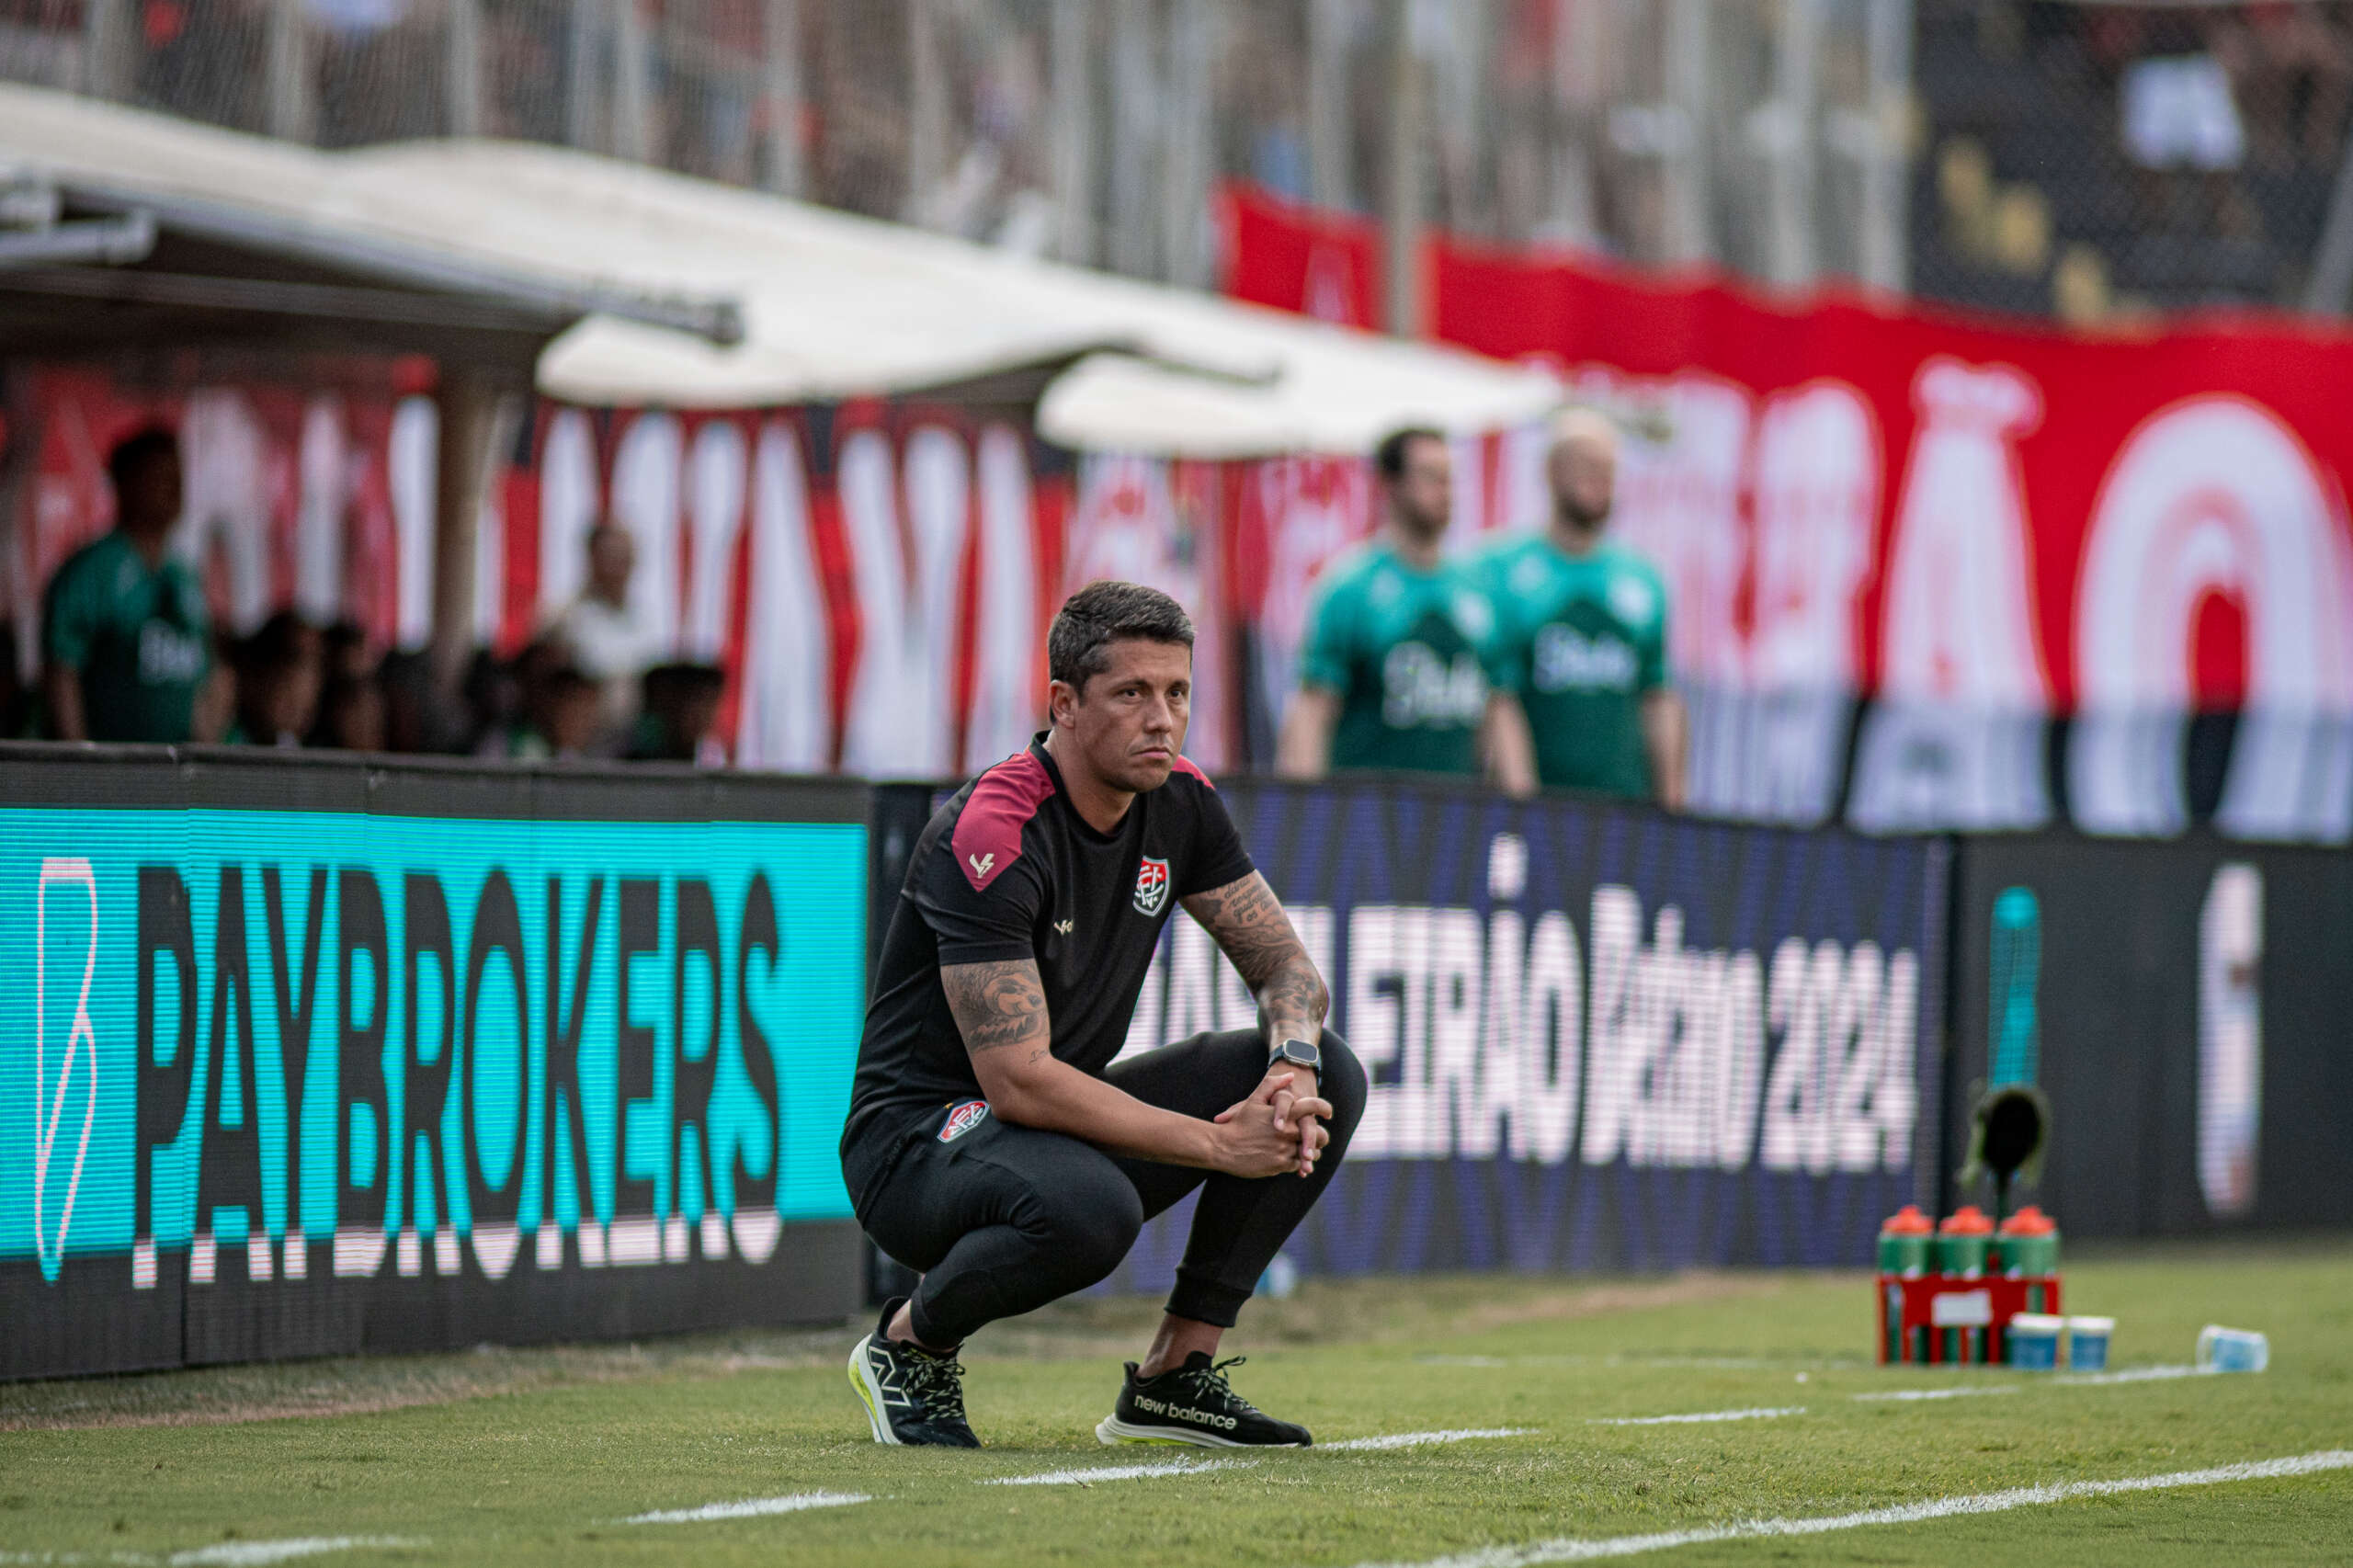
1132;856;1171;916
938;1100;991;1142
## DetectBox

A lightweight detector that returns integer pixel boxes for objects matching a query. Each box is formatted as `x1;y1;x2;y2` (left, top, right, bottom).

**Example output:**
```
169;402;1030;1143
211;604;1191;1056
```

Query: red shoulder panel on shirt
1171;755;1215;790
950;751;1054;892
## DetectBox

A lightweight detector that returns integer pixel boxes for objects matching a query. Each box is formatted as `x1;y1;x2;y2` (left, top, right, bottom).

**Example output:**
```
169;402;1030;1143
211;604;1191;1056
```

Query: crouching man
840;581;1365;1449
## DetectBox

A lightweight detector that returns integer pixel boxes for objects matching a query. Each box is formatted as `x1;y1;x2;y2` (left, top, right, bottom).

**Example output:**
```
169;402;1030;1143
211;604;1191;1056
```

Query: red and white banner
1219;183;2353;841
7;367;1244;774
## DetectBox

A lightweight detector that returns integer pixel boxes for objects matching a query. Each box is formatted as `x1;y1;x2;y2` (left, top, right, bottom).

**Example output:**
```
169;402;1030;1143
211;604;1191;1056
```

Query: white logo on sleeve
968;852;995;881
1054;918;1074;936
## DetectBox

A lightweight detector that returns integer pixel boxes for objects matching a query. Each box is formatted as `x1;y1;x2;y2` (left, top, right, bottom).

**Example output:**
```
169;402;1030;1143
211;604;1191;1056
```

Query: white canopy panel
0;85;1560;456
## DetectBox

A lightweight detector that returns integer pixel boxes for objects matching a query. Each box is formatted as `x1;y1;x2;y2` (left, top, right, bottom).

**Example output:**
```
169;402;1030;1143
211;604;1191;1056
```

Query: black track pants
847;1028;1367;1348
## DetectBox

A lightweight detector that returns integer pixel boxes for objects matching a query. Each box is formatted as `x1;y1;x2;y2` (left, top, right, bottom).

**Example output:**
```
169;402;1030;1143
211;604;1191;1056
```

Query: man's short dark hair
1373;426;1445;483
108;426;177;494
1048;580;1194;692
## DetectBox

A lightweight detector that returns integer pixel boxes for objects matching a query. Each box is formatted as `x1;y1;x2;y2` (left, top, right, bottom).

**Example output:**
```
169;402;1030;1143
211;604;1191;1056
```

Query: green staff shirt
41;532;211;743
1298;540;1506;777
1482;534;1668;799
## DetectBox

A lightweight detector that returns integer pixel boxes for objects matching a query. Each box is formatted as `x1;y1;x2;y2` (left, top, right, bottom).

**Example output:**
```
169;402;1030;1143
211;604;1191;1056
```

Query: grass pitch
4;1238;2347;1566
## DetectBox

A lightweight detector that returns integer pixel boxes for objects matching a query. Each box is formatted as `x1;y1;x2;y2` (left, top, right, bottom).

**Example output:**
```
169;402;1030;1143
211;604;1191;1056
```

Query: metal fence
5;0;2350;322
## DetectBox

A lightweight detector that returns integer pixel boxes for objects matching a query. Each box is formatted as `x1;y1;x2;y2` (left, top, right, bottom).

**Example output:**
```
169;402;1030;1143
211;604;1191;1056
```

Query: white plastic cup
2066;1315;2114;1372
2007;1312;2064;1370
2197;1324;2269;1373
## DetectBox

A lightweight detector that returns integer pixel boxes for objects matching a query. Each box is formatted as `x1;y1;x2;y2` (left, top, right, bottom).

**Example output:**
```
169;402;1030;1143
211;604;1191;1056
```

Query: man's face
1549;430;1616;530
118;449;183;539
1386;436;1453;541
1051;638;1192;794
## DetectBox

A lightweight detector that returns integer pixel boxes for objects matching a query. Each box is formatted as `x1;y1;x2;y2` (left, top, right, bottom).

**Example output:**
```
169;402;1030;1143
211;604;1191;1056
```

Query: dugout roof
0;85;1558;456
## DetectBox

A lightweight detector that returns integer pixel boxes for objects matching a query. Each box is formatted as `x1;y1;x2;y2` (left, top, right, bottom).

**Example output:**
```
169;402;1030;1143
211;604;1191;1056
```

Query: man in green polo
43;427;219;743
1481;409;1687;808
1277;426;1534;792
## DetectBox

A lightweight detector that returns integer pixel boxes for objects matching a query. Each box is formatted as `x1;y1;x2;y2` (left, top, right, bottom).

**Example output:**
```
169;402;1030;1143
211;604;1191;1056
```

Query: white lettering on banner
2197;864;2262;1220
966;425;1043;771
537;407;601;624
683;420;748;662
1587;370;1753;688
296;396;348;627
178;388;273;632
1118;905;1337;1063
471;397;525;647
390;396;437;651
904;426;974;776
1248;456;1375;733
1759;937;1917;1175
608;412;684;657
1849;358;2052;832
2073;396;2353;842
1751;382;1880;694
836;429;921;776
736;421;832;772
1695;383;1882;827
1120;867;1912;1172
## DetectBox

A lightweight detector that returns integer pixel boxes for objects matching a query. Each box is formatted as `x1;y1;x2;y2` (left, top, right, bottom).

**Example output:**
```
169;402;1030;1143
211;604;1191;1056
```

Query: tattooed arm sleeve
1179;871;1328;1048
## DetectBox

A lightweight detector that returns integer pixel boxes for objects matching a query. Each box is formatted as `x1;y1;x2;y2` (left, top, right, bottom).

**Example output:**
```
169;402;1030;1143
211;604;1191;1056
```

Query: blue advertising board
1104;779;1947;1289
0;751;870;1379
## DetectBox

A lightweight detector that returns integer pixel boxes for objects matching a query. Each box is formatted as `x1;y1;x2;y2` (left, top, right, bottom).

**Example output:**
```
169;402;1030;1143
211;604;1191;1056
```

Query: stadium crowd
9;425;729;765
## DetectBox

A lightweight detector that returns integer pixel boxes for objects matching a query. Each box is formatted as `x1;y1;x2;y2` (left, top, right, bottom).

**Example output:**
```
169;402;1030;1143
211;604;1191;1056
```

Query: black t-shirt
841;734;1256;1165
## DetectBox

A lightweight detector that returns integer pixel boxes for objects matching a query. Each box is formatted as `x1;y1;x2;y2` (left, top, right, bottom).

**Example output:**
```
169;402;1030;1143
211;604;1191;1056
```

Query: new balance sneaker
847;1298;980;1448
1095;1354;1312;1448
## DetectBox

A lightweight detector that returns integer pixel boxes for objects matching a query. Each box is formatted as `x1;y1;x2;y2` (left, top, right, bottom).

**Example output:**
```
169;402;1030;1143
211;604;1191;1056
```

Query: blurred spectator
627;662;729;764
377;650;442;753
551;521;663;733
313;674;387;752
481;638;607;760
323;619;380;682
228;611;324;746
0;625;28;739
462;644;524;756
507;665;606;761
41;427;225;744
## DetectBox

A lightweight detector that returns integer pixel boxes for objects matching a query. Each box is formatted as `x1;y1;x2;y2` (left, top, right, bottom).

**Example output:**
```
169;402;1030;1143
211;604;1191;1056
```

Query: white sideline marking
984;1460;1240;1486
1589;1407;1804;1426
1419;1356;1822;1372
168;1542;421;1567
625;1491;871;1524
1339;1449;2353;1567
2058;1364;2212;1385
1324;1428;1540;1452
1853;1386;2020;1403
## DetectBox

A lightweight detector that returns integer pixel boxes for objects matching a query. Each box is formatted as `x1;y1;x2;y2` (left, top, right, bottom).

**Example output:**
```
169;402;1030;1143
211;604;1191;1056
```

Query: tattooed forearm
1259;953;1328;1037
1181;873;1328;1035
941;959;1051;1056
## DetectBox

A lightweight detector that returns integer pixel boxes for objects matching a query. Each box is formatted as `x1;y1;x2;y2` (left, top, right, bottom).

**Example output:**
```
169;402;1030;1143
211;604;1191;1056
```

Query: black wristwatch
1267;1037;1322;1074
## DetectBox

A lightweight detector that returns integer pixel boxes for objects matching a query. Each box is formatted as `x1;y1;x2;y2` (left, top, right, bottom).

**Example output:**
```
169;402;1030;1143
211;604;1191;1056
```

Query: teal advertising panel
0;750;870;1379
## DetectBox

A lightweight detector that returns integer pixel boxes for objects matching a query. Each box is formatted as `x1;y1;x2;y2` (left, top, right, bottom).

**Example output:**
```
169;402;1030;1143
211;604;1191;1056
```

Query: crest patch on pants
939;1100;991;1142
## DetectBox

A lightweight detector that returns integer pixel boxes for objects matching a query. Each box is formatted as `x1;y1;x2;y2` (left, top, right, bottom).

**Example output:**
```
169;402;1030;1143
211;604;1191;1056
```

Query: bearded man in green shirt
42;428;223;744
1277;427;1535;793
1481;409;1688;809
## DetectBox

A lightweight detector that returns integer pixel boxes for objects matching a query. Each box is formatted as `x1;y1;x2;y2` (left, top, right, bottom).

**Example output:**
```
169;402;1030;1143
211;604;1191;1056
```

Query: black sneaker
847;1298;980;1448
1096;1353;1312;1448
